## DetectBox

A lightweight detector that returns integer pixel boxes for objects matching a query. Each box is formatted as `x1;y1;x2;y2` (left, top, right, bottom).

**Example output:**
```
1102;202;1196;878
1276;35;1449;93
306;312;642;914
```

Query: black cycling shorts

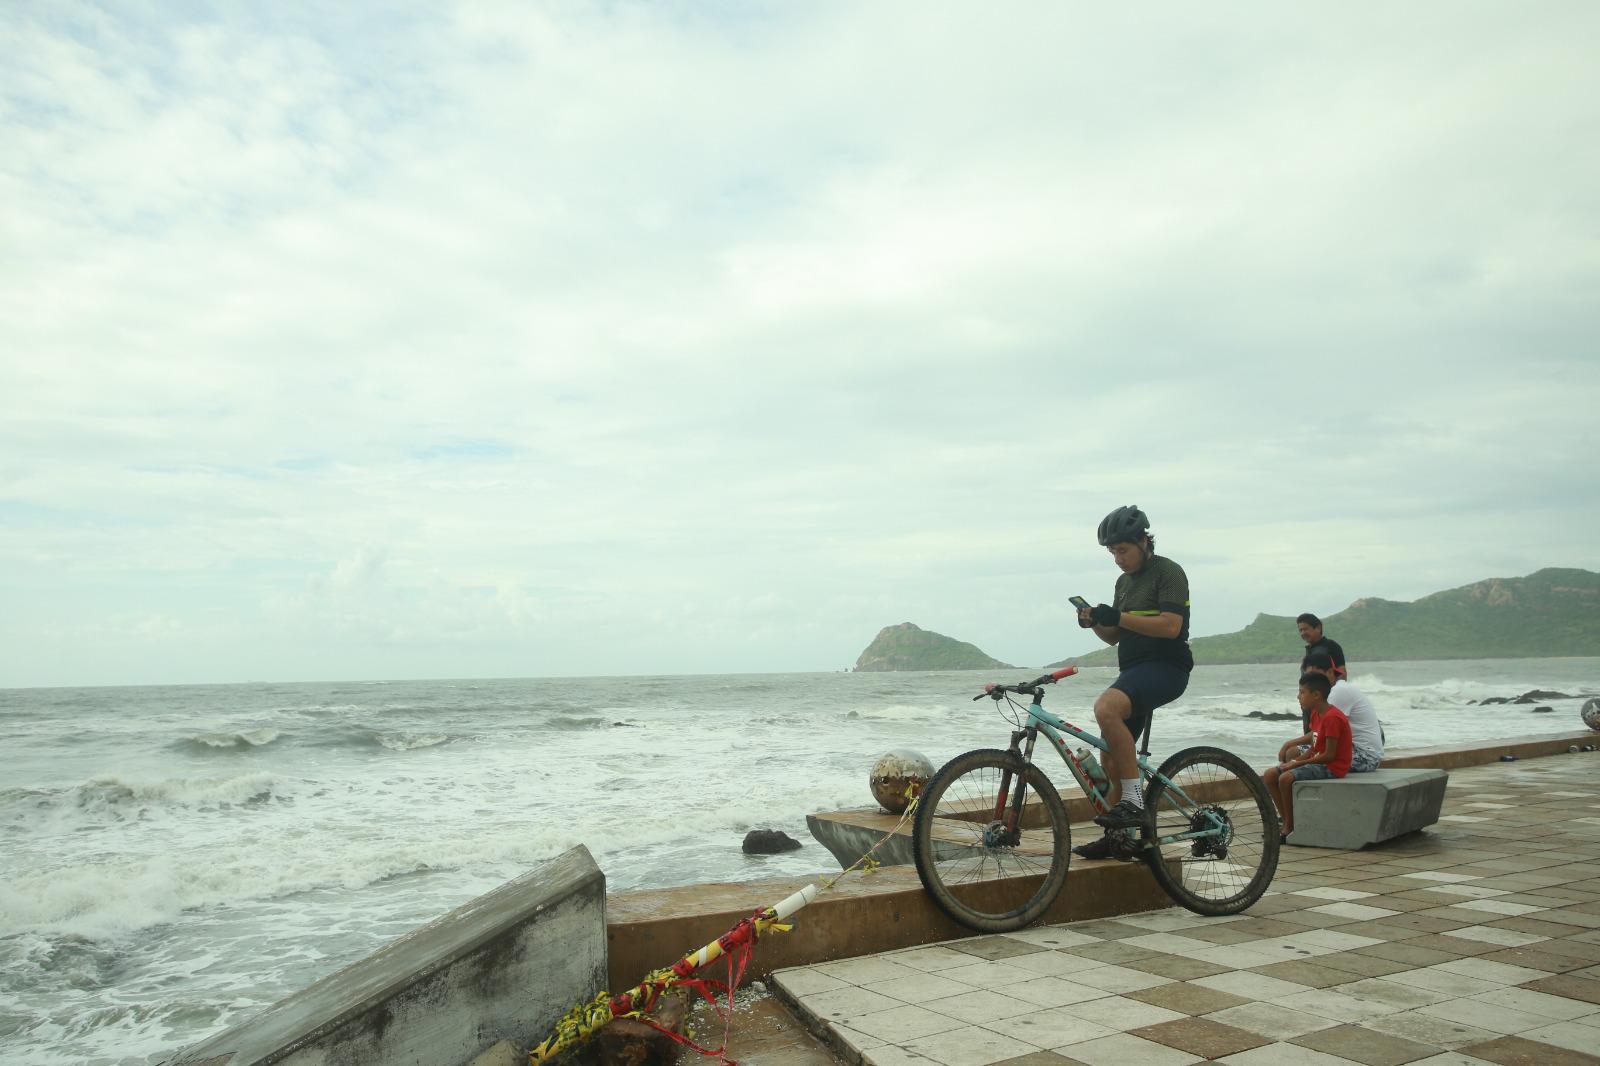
1109;661;1190;741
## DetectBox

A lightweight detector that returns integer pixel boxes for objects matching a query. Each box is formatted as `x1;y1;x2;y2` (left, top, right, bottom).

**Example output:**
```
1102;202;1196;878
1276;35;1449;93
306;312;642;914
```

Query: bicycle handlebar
972;665;1077;701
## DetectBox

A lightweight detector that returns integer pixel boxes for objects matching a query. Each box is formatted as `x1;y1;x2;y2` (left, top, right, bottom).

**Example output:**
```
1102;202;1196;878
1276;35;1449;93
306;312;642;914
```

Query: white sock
1121;778;1143;808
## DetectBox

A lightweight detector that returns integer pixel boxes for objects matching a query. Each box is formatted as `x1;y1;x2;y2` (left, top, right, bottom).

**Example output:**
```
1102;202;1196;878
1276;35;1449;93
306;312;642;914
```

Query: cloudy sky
2;2;1597;688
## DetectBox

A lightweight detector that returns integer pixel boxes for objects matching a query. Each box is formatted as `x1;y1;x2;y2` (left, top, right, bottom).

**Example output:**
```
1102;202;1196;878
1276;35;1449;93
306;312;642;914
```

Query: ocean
2;659;1597;1065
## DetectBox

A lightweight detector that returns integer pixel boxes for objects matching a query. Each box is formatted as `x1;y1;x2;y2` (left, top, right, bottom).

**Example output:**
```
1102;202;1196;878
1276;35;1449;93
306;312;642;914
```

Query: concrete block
163;845;607;1066
1290;768;1449;849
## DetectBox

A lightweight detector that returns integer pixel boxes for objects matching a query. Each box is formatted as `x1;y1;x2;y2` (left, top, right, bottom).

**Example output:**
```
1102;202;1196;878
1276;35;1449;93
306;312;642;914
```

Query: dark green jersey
1112;554;1193;670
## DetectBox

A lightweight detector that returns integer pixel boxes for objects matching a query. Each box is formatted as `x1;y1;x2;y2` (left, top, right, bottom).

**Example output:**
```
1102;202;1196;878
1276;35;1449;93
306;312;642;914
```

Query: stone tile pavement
770;750;1600;1066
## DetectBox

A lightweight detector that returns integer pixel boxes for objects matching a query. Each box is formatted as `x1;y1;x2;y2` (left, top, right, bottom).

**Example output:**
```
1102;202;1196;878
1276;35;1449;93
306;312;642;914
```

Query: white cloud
2;1;1598;685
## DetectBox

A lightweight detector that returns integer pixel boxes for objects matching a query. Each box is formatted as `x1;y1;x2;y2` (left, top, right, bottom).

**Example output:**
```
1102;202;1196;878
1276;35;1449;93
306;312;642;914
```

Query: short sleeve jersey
1329;680;1382;763
1301;637;1347;676
1310;705;1353;778
1112;554;1193;671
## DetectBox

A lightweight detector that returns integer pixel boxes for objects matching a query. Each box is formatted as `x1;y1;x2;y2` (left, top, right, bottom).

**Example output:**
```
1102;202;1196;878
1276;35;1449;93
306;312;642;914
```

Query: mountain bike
911;667;1279;932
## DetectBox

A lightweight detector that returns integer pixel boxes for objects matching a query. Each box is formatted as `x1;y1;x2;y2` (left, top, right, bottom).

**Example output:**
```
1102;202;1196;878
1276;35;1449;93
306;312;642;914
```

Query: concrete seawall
163;846;606;1066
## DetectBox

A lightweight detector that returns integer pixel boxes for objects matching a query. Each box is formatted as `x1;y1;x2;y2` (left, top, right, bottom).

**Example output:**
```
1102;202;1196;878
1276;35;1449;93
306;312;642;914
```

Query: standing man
1072;505;1194;860
1297;613;1347;680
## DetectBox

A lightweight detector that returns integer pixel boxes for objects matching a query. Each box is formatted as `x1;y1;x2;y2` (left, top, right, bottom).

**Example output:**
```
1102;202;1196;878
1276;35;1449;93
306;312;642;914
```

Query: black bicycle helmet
1097;505;1150;547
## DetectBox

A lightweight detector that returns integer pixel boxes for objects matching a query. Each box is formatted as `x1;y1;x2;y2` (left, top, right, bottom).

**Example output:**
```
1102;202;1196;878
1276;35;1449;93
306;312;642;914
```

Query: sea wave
374;731;451;751
176;728;283;752
0;773;285;824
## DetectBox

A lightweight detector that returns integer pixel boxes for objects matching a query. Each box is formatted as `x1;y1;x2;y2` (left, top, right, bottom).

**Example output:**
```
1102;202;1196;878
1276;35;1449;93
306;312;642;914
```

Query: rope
529;783;920;1066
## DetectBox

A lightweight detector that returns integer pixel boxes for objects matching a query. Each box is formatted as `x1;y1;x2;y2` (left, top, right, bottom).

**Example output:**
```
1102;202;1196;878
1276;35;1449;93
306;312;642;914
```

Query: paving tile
774;967;849;996
1517;1018;1600;1054
987;1052;1093;1066
1052;1031;1202;1065
981;1008;1118;1050
919;989;1038;1025
1310;902;1403;921
1059;940;1161;965
1167;924;1267;945
1006;977;1118;1009
1002;927;1104;950
816;956;924;984
1122;954;1231;981
1365;1009;1501;1050
1111;909;1220;932
1273;987;1408;1023
1214;1042;1370;1064
900;1023;1042;1066
1291;1022;1443;1066
954;936;1049;961
1334;977;1453;1009
873;971;983;1005
1446;926;1552;948
1204;1001;1340;1040
1432;958;1551;986
792;985;902;1026
1116;932;1220;957
1316;951;1417;978
1131;1016;1271;1059
1403;967;1505;997
846;1003;969;1043
1521;974;1600;1005
1008;951;1101;978
1250;960;1368;988
1068;963;1173;994
1195;970;1316;1001
1457;1034;1600;1065
1466;986;1600;1021
1060;994;1186;1032
1413;999;1550;1036
890;944;993;972
827;1022;885;1056
1354;943;1468;969
1127;980;1250;1015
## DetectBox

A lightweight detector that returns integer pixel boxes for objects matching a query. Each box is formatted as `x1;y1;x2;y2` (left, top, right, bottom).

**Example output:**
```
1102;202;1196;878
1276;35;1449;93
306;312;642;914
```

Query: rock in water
1532;706;1554;713
1247;711;1300;722
1514;689;1571;703
742;829;802;854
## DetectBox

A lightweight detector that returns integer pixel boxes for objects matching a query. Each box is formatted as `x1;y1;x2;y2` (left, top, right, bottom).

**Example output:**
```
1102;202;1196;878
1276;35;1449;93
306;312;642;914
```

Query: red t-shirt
1310;705;1353;778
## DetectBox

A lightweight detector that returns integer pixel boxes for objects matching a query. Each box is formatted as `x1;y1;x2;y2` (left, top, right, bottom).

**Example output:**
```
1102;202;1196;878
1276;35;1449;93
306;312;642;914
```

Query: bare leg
1093;687;1137;808
1278;769;1298;835
1263;765;1286;830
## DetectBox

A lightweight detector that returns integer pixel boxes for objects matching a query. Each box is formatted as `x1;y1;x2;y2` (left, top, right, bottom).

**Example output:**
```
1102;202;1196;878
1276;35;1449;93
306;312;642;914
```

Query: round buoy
870;750;934;814
1499;754;1517;762
1582;697;1600;732
1570;746;1581;754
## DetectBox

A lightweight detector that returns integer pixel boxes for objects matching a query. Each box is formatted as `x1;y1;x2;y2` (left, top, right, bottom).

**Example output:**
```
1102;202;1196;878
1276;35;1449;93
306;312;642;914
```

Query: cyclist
1073;505;1194;860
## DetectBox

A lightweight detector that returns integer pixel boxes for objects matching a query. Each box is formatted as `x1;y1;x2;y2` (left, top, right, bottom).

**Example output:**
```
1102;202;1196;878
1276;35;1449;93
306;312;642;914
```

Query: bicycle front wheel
912;749;1071;932
1143;745;1279;916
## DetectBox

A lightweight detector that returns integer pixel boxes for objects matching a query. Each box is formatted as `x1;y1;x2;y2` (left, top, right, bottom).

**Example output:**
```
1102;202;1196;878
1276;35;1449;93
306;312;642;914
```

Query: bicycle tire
1142;745;1279;916
912;748;1071;932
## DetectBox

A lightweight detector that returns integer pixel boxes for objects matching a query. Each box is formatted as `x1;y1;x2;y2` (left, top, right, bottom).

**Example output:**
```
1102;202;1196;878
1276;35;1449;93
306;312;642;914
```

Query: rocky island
853;622;1013;672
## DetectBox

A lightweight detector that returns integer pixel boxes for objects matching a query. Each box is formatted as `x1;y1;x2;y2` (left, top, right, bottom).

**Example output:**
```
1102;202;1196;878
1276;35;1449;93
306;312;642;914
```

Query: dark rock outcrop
742;829;802;854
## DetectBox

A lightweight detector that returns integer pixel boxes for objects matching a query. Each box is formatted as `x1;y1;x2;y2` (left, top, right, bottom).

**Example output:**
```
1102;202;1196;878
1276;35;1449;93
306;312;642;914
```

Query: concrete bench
1289;767;1449;849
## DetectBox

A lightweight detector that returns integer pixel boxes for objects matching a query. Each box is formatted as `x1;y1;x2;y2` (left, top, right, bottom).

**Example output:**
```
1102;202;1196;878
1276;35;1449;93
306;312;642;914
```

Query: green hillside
1055;567;1600;668
854;622;1014;672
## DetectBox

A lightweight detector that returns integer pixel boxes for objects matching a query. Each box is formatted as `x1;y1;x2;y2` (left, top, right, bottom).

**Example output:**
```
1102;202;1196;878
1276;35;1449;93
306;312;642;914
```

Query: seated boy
1263;672;1353;843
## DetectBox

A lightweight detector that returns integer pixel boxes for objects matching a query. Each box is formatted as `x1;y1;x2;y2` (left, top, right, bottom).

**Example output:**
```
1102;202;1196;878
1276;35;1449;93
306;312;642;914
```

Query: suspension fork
997;727;1039;832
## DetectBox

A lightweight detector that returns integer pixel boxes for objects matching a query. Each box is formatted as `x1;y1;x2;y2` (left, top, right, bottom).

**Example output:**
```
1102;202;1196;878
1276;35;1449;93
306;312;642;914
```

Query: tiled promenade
768;750;1600;1066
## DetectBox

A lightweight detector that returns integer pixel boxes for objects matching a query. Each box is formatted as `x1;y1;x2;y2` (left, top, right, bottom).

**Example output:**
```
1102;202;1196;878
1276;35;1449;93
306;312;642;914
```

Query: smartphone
1069;595;1092;612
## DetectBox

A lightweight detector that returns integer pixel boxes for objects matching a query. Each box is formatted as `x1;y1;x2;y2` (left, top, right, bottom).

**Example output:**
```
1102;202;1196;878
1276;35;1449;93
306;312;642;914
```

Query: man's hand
1091;603;1120;628
1077;607;1094;629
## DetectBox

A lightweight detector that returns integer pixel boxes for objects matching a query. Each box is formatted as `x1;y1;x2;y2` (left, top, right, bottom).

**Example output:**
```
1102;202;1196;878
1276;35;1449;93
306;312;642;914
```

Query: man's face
1108;541;1144;573
1297;622;1321;645
1296;685;1318;713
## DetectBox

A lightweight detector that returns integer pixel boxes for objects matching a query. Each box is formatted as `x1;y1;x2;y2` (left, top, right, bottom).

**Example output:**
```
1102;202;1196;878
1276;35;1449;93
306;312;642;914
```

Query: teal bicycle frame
1011;695;1228;851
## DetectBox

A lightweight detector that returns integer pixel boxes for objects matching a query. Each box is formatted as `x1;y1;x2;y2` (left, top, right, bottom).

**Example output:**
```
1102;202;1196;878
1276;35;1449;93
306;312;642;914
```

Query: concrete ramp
163;845;606;1066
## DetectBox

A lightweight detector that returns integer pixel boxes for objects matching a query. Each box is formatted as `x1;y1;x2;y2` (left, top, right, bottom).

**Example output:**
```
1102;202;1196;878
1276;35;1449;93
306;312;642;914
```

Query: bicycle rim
912;749;1071;933
1143;745;1279;916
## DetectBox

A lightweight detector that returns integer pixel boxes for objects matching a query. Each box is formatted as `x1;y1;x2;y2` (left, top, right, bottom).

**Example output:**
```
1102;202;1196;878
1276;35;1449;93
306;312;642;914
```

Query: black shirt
1300;636;1346;674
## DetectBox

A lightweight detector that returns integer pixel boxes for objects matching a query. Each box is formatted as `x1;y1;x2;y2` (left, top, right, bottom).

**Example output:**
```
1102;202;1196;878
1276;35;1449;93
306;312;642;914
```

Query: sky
2;2;1598;688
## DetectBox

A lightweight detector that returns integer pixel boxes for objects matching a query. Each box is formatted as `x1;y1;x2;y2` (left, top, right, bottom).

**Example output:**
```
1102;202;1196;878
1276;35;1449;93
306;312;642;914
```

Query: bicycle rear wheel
1142;745;1278;916
912;748;1071;932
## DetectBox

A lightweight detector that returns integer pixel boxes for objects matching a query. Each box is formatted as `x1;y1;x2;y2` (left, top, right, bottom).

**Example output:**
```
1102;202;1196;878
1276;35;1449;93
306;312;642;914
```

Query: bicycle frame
997;694;1224;851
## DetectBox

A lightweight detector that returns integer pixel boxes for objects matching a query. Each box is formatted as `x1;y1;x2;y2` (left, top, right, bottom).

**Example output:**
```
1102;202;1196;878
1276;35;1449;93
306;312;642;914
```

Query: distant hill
1054;567;1600;668
854;623;1014;672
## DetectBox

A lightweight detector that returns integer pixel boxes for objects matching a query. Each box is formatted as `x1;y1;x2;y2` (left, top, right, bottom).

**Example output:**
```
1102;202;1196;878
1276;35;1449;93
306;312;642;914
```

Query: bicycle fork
990;727;1039;846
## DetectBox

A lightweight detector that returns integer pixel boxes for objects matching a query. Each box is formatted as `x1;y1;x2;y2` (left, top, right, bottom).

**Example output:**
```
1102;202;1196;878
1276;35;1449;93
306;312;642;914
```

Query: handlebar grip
1051;666;1077;680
